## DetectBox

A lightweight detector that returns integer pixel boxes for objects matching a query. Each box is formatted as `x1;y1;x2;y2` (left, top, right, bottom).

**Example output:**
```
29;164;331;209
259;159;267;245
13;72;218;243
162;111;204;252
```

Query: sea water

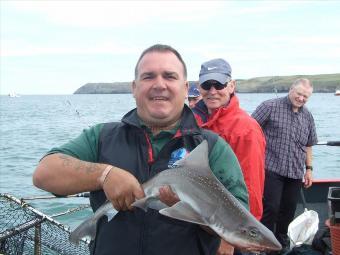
0;93;339;229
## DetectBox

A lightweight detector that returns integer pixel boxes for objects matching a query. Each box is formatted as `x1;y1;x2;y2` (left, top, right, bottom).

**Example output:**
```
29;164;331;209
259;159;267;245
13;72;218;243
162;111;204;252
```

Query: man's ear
185;81;189;98
132;81;137;98
228;80;236;94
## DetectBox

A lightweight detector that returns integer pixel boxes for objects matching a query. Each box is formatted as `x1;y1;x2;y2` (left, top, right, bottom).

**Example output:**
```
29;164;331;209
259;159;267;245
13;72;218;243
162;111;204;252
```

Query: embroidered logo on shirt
168;147;189;168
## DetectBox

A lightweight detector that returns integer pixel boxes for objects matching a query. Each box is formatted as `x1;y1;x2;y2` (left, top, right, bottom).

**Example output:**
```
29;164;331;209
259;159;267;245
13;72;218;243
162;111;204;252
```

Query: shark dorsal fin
174;140;211;177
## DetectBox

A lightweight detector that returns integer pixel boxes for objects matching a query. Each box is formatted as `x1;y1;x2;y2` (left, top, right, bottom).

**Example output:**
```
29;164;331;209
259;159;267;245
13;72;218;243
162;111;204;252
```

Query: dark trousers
261;171;302;245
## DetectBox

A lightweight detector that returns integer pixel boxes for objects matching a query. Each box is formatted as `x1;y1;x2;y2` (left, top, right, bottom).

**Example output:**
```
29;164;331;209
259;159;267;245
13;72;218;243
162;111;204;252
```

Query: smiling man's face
288;83;313;111
200;80;235;114
132;51;188;127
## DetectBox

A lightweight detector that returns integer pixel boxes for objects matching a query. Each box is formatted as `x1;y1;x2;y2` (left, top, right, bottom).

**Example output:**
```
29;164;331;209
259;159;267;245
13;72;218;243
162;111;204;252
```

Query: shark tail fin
69;218;97;245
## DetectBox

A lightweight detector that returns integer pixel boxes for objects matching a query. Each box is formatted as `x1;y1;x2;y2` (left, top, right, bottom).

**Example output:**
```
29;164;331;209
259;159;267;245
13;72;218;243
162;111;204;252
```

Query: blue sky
1;1;340;95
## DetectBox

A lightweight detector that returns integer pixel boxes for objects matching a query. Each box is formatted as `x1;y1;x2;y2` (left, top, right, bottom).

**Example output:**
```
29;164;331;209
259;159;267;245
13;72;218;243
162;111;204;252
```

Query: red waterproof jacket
192;95;266;220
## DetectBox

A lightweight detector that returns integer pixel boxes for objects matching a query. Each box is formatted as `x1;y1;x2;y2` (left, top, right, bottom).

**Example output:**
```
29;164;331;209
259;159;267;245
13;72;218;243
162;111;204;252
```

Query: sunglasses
200;81;229;91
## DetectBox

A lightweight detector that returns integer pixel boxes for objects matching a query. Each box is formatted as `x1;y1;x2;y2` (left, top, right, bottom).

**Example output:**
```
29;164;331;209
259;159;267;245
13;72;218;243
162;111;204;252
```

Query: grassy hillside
74;73;340;94
74;82;132;94
236;73;340;93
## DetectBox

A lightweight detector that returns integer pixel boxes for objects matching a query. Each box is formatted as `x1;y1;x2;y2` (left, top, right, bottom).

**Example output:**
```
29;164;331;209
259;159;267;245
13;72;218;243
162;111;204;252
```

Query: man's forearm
33;153;108;196
305;146;313;166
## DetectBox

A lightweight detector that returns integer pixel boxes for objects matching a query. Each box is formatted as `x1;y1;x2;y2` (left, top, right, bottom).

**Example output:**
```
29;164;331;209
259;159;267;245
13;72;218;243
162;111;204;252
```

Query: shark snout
266;238;282;251
242;239;282;253
253;234;282;252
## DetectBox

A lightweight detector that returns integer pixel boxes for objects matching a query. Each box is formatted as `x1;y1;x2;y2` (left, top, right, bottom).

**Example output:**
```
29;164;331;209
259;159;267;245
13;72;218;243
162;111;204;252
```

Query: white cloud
270;36;340;46
232;1;300;15
1;40;139;57
2;0;340;94
6;1;225;28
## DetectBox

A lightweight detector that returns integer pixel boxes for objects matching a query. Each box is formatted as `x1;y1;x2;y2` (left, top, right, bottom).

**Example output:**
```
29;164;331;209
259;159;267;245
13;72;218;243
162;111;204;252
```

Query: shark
69;140;282;252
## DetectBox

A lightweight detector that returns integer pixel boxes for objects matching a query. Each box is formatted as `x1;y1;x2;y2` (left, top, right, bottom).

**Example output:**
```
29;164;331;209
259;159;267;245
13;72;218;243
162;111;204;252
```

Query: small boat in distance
335;89;340;96
8;92;20;97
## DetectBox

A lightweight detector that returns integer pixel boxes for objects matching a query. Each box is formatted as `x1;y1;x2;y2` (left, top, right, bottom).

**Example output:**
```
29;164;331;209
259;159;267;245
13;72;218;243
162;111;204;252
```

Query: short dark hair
134;44;187;79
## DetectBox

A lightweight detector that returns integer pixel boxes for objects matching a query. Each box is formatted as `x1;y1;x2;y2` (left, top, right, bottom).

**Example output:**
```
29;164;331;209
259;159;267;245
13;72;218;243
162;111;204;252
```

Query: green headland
74;73;340;94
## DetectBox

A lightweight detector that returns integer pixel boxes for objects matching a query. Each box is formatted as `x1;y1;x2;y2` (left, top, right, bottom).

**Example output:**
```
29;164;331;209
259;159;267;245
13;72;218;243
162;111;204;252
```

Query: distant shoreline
74;73;340;94
2;92;339;96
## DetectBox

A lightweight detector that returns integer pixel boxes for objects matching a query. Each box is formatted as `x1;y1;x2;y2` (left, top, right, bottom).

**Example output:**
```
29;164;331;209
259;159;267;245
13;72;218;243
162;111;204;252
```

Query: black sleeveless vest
90;106;220;255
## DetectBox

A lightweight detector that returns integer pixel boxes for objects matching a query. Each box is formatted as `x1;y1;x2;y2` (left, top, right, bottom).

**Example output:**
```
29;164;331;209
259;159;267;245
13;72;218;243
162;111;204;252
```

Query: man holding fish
33;44;280;255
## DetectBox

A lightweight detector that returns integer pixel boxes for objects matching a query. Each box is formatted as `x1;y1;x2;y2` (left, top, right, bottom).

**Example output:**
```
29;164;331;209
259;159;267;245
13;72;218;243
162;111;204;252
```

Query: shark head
229;222;282;252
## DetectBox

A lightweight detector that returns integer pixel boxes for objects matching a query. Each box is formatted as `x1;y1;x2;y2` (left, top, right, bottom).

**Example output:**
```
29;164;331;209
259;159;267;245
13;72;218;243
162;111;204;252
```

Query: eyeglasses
200;81;229;91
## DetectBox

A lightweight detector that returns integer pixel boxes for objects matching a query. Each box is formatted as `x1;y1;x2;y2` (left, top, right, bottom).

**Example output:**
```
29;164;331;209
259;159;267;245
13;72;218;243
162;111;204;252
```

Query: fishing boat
1;141;339;254
294;180;340;255
8;92;20;97
335;89;340;96
1;182;339;255
296;179;340;225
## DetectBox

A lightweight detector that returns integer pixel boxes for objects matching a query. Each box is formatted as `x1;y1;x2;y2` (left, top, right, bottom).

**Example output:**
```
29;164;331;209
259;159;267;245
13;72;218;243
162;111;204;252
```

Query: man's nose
208;86;217;94
298;95;304;101
153;76;167;89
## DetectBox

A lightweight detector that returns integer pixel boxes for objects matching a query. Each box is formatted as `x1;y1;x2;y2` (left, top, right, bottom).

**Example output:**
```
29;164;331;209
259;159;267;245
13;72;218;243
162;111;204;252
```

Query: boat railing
0;193;91;255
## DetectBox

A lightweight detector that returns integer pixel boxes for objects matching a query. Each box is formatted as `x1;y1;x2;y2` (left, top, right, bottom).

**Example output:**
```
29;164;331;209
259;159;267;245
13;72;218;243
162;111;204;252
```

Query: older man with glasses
192;58;266;255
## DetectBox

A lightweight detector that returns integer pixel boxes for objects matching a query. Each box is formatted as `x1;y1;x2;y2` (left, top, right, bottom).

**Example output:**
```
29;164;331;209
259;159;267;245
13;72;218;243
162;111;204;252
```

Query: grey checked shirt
252;96;318;179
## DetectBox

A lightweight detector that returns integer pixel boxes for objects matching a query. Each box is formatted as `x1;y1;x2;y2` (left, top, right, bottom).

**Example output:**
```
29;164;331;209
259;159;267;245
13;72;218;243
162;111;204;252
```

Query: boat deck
295;179;340;227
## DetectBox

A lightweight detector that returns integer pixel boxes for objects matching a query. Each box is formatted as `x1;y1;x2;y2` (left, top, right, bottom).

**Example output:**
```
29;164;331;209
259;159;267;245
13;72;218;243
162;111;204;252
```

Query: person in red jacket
192;58;266;255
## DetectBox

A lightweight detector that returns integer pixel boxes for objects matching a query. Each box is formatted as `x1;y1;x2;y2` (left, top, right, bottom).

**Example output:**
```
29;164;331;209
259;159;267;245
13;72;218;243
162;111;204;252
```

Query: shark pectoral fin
159;201;208;226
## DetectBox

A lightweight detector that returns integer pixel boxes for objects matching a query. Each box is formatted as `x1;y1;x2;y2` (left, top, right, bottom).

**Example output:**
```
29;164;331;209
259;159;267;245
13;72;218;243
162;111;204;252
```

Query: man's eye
165;75;177;80
143;76;153;80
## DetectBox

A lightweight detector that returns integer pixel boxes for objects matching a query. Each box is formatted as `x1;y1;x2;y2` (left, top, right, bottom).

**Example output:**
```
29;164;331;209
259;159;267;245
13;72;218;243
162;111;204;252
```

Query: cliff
74;82;132;94
74;73;340;94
